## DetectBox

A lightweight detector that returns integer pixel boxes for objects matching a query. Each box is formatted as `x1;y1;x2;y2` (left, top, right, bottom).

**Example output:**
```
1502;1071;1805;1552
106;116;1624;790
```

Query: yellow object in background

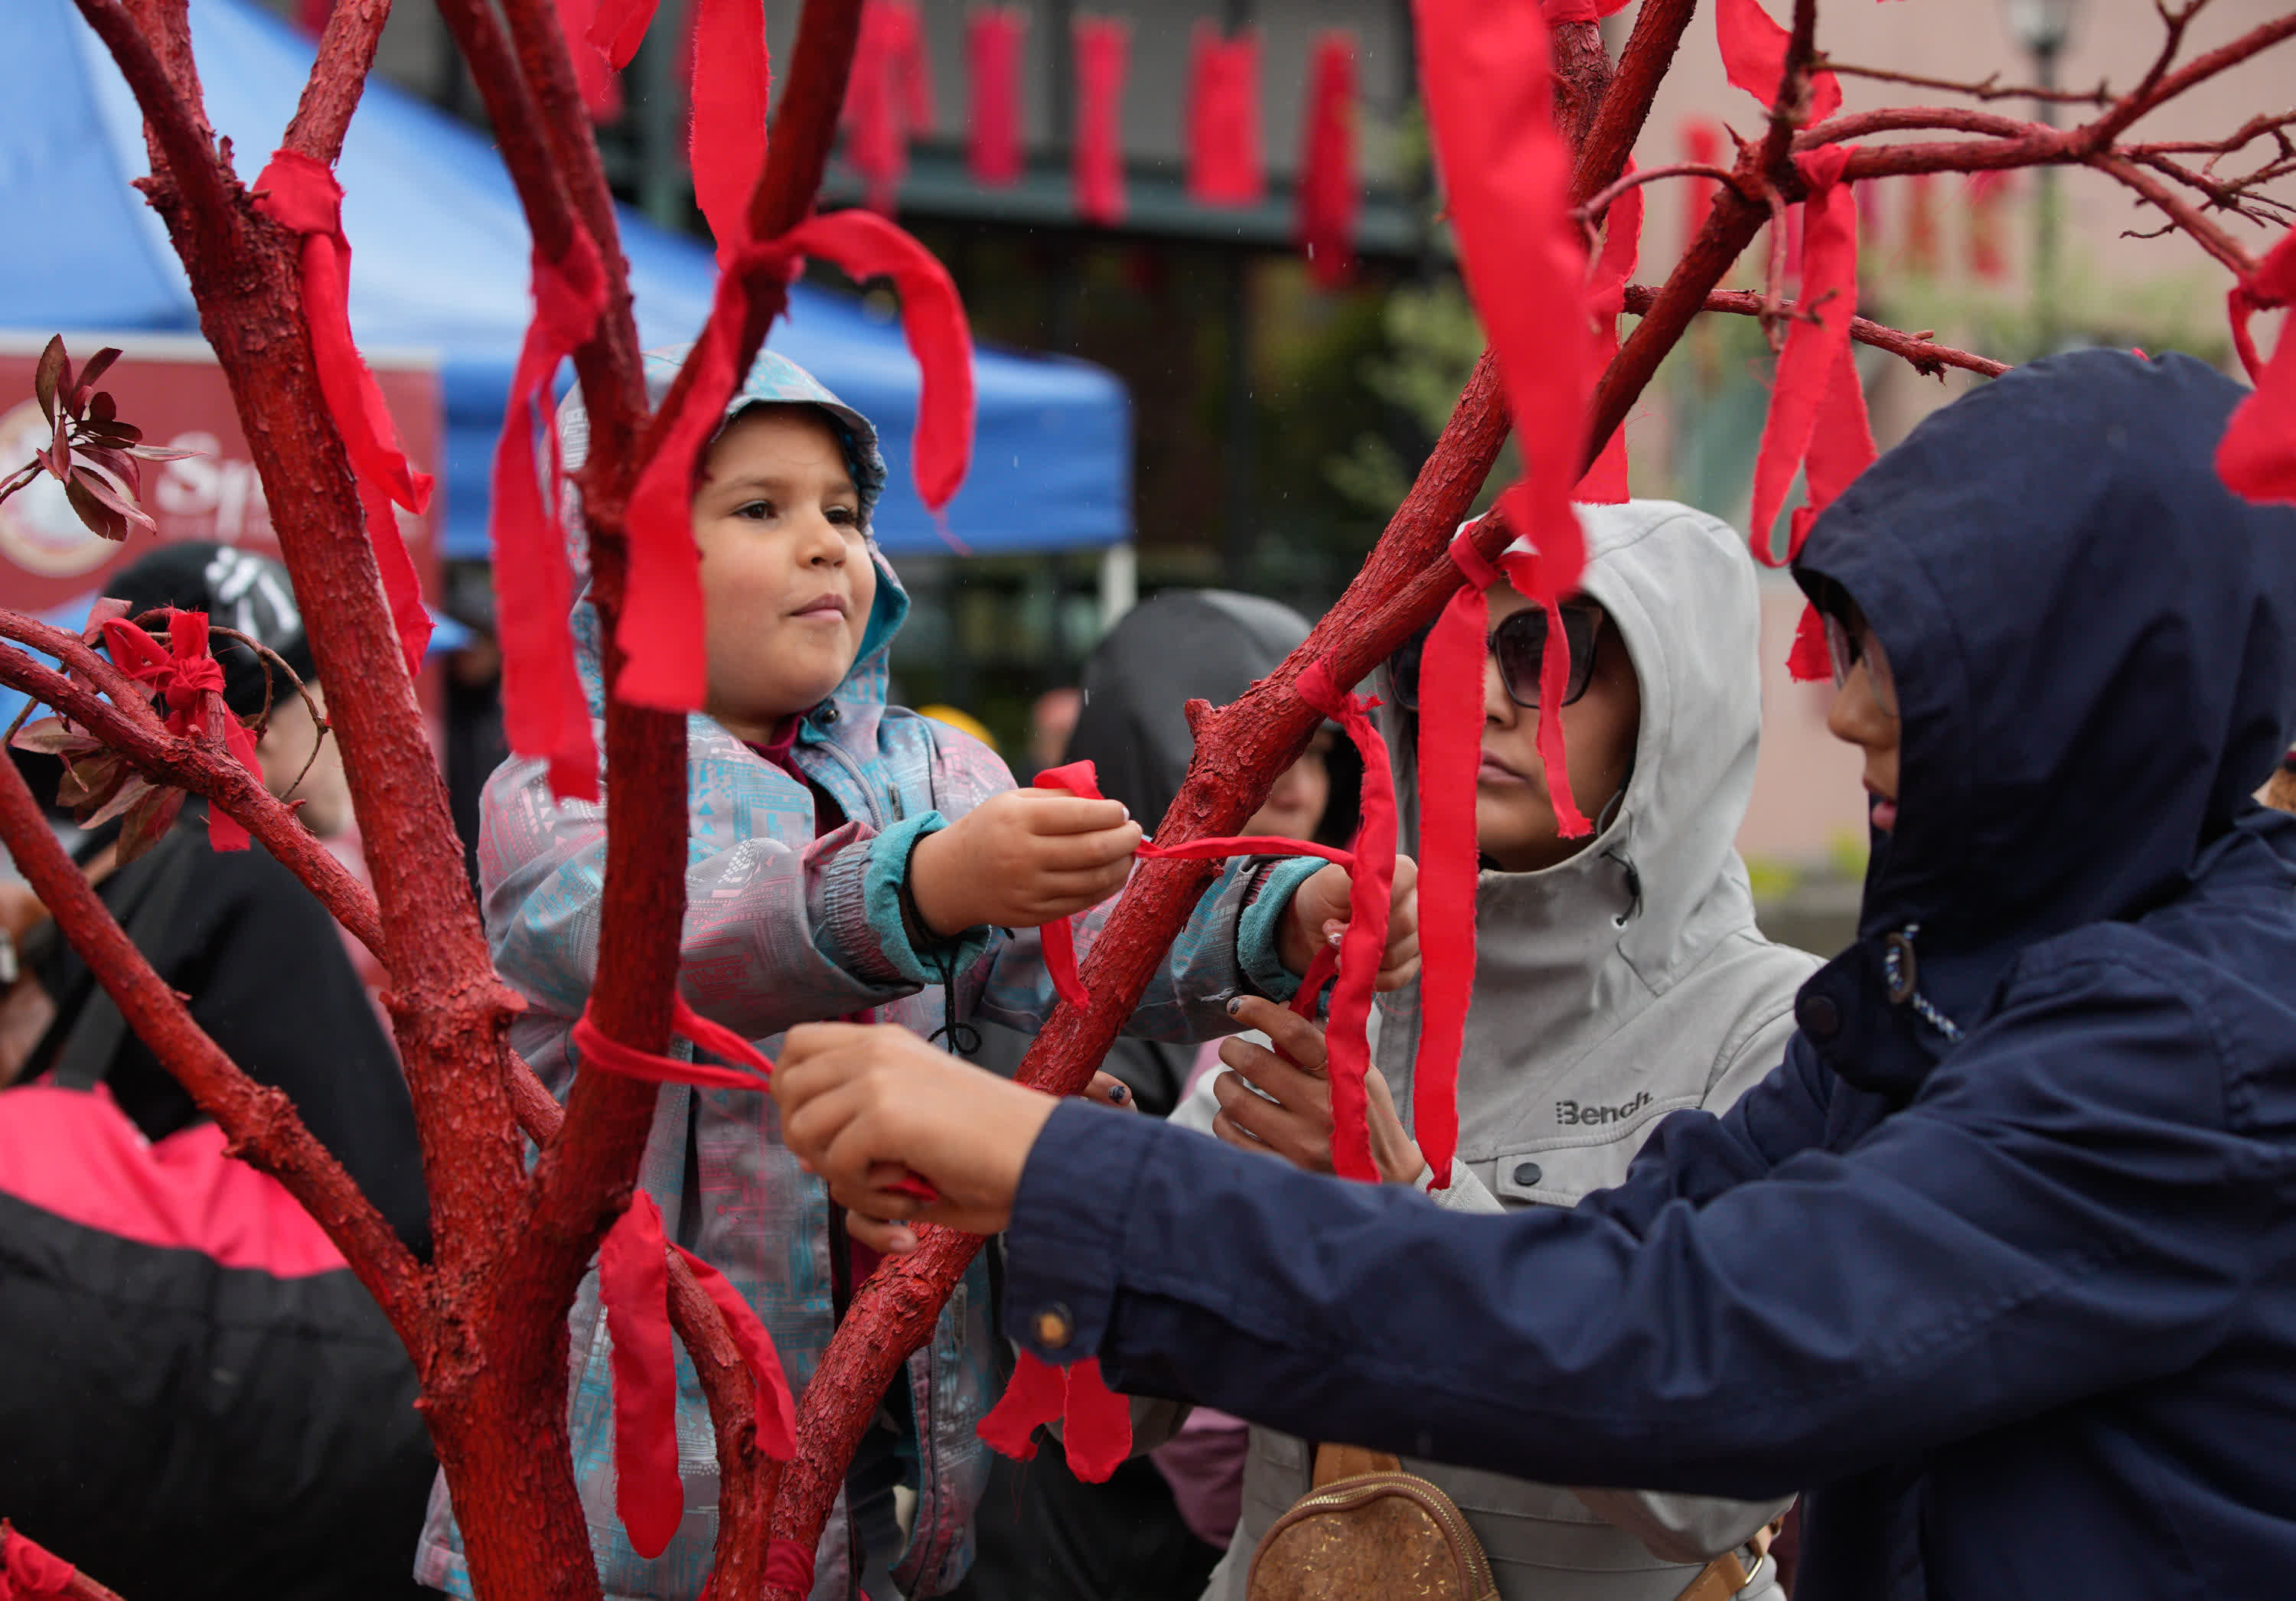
917;704;999;754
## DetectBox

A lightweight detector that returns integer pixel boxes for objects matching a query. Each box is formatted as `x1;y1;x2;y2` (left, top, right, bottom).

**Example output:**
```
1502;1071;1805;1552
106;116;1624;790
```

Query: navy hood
1793;349;2296;1071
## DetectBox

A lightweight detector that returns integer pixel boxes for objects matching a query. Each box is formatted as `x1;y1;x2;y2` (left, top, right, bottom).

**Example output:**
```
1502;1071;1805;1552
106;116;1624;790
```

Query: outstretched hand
778;1021;1131;1253
908;789;1143;938
1279;855;1420;991
1211;996;1425;1185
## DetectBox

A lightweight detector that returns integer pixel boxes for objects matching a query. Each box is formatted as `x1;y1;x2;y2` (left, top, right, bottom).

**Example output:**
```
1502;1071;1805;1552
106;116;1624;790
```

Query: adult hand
1278;856;1420;992
777;1021;1066;1250
907;789;1142;938
1211;996;1426;1185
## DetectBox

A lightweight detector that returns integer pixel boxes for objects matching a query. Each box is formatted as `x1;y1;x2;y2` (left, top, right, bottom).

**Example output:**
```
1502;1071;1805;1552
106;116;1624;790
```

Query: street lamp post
2001;0;2082;351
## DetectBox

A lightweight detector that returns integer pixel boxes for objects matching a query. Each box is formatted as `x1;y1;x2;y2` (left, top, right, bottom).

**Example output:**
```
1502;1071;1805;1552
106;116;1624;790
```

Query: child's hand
1278;856;1420;991
1209;996;1425;1184
908;789;1143;938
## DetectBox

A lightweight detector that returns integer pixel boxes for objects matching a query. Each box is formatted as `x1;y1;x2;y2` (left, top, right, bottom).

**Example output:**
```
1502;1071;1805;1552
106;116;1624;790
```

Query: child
413;350;1390;1601
1176;501;1815;1601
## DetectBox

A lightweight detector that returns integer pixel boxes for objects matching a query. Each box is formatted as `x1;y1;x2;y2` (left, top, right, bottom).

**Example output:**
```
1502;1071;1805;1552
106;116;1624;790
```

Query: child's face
693;406;878;740
1474;579;1641;872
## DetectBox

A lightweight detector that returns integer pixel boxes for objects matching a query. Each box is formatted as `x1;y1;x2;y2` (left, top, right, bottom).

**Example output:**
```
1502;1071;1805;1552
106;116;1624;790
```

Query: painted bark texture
0;0;2285;1595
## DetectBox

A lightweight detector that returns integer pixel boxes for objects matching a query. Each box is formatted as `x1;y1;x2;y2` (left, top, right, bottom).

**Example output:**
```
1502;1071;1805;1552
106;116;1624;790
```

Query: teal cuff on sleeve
1237;856;1327;1003
863;811;997;986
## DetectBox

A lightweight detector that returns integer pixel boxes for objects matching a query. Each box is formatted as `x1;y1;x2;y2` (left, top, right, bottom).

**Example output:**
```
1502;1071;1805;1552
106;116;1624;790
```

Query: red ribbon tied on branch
252;152;434;681
1578;171;1644;505
2219;230;2296;506
620;212;976;711
491;233;608;802
1716;0;1842;126
0;1521;77;1600
102;611;264;852
978;1350;1136;1483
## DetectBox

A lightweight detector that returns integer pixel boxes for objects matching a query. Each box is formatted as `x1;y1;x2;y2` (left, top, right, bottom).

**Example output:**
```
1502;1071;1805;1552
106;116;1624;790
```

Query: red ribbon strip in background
251;152;435;682
967;8;1028;187
1296;33;1359;289
1186;24;1264;207
618;212;975;711
491;236;608;802
2219;230;2296;506
843;1;933;216
1072;18;1131;226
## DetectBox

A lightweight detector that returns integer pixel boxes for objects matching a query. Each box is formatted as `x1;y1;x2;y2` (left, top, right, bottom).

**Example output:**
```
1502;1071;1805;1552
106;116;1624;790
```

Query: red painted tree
1;0;2289;1596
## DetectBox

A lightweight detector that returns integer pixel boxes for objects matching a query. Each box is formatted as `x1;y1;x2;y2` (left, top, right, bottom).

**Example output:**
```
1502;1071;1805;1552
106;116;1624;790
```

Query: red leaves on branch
1186;24;1264;207
1296;34;1359;288
967;8;1028;187
0;338;191;545
2219;230;2296;505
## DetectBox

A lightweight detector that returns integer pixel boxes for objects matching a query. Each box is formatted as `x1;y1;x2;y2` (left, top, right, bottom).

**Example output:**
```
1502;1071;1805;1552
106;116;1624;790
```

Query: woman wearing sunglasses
1158;501;1818;1601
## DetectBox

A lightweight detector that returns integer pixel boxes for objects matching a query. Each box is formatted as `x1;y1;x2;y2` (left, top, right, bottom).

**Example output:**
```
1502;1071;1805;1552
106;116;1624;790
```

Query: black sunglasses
1391;602;1606;713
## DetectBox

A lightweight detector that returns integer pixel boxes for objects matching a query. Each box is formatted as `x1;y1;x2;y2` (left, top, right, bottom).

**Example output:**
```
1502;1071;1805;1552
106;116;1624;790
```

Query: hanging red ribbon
620;211;975;711
601;1191;683;1558
1715;0;1841;126
978;1352;1134;1482
251;152;434;681
1577;172;1643;504
2219;230;2296;505
1072;17;1130;226
1903;171;1940;274
690;0;772;262
1297;33;1358;289
588;0;654;67
553;0;625;120
968;8;1028;187
1678;119;1725;266
0;1522;78;1599
843;1;932;214
100;611;263;852
1747;143;1858;567
1186;24;1264;207
673;1241;798;1458
1783;339;1877;680
1965;169;2013;281
491;235;608;802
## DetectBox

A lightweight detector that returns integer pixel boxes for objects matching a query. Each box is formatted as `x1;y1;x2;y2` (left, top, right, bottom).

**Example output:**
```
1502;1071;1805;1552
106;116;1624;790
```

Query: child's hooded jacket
416;351;1296;1600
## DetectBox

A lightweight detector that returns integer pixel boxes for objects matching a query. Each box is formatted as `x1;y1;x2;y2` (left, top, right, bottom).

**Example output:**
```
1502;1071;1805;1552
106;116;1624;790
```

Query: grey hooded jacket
1176;500;1819;1601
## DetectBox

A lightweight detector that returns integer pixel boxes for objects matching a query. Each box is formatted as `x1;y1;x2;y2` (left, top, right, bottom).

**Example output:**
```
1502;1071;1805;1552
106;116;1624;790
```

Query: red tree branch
282;0;394;162
65;0;231;240
1621;285;2011;377
0;743;426;1329
1573;0;1698;203
1814;57;2112;105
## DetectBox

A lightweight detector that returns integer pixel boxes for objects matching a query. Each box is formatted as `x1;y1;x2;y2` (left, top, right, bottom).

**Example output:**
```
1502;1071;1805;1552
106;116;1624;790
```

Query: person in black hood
772;350;2296;1601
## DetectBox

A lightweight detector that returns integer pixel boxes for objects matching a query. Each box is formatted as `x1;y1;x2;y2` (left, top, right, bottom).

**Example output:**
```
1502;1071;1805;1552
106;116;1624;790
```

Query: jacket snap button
1799;993;1841;1040
1512;1162;1544;1187
1032;1304;1075;1351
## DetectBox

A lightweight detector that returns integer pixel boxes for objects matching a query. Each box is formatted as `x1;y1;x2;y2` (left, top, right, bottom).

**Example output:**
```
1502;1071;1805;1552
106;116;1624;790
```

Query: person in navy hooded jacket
770;348;2296;1601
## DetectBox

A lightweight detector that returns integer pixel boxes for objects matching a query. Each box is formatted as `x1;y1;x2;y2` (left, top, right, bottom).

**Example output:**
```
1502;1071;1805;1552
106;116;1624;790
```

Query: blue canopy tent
1;0;1133;561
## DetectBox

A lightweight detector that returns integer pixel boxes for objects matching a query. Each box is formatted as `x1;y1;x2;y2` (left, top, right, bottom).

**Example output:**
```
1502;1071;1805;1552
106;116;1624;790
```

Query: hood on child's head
555;346;912;709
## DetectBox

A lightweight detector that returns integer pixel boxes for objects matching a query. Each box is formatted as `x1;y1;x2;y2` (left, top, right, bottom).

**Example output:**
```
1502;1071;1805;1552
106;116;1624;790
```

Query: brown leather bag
1245;1442;1500;1601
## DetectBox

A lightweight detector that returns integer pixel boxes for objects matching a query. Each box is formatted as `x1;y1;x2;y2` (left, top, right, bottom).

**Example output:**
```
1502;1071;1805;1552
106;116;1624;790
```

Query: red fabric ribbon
572;992;776;1092
621;211;974;711
843;1;932;214
967;8;1028;187
553;0;625;120
1716;0;1841;126
1072;17;1130;226
1747;144;1858;567
600;1191;683;1558
1296;33;1359;290
1679;120;1725;265
2218;230;2296;506
0;1524;77;1599
588;0;654;67
1186;25;1264;207
1577;171;1643;504
1414;0;1594;683
1294;661;1396;1184
673;1241;798;1458
762;1540;817;1592
101;611;263;852
252;152;435;682
1965;169;2014;281
690;0;772;262
1903;171;1939;274
1783;340;1877;680
491;235;608;801
1029;759;1355;1011
977;1352;1134;1482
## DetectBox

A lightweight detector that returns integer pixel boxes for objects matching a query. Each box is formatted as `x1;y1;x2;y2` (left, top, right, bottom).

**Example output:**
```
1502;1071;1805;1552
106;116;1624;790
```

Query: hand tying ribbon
102;611;264;851
491;232;608;802
618;211;975;711
2219;230;2296;506
251;152;434;681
